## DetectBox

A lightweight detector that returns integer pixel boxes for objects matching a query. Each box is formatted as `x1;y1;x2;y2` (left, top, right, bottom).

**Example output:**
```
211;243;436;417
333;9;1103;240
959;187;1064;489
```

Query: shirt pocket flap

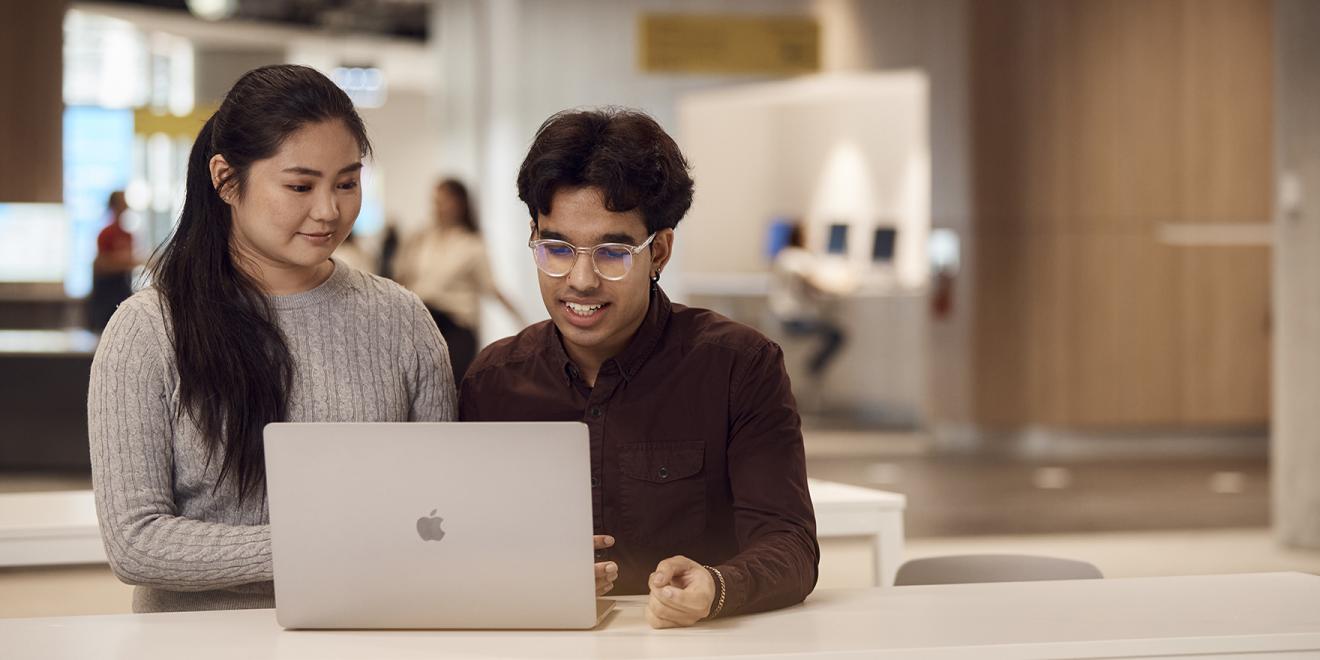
619;442;705;484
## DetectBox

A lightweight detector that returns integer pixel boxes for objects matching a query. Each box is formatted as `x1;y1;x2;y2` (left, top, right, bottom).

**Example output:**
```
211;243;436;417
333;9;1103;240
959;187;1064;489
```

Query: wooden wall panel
969;0;1272;430
1175;250;1271;424
1058;237;1181;426
968;1;1034;429
0;0;65;203
1177;0;1274;222
1172;0;1273;426
969;238;1033;427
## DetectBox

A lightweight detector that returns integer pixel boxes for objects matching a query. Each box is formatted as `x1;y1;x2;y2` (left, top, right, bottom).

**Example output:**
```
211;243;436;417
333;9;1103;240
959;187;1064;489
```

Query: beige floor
4;527;1318;619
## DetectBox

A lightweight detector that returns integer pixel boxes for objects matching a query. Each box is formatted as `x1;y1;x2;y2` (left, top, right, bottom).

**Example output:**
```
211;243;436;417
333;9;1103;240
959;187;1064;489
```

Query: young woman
394;178;523;382
88;64;456;613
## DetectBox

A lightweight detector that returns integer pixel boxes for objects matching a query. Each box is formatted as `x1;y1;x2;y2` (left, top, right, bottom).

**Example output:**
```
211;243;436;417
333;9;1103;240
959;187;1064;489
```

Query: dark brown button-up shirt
459;287;818;618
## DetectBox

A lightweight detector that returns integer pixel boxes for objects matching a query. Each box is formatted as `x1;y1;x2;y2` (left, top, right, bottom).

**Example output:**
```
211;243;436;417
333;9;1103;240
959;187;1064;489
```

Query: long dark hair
150;64;371;502
437;178;479;232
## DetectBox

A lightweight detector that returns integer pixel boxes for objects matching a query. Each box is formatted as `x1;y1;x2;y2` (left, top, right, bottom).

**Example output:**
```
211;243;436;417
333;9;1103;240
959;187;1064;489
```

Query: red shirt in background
97;222;133;255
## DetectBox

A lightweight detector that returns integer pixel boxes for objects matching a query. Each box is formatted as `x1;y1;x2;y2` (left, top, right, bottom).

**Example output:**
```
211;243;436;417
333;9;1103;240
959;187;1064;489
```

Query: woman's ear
209;154;235;204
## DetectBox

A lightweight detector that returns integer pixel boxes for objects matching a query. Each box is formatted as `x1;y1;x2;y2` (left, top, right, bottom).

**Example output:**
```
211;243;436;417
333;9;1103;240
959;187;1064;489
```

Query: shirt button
590;407;602;418
658;466;670;480
595;550;605;560
591;476;600;488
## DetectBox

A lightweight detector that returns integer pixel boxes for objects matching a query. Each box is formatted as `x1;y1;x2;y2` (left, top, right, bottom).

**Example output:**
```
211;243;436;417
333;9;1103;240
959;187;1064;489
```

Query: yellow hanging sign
638;14;820;75
132;106;217;139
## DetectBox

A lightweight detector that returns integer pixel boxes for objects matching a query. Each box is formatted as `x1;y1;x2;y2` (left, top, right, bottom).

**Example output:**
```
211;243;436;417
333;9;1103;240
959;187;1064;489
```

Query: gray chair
894;554;1103;586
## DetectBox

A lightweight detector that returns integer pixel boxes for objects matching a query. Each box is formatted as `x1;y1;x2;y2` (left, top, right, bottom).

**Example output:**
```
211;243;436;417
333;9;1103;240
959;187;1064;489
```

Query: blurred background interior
3;0;1320;617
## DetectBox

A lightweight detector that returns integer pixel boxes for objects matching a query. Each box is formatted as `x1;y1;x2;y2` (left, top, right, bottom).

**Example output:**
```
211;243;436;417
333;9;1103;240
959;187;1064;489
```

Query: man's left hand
645;555;715;629
594;535;618;596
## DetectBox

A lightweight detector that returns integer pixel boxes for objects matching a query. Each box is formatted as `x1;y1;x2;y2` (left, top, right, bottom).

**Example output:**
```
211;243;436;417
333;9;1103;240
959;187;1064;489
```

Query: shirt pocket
616;441;707;544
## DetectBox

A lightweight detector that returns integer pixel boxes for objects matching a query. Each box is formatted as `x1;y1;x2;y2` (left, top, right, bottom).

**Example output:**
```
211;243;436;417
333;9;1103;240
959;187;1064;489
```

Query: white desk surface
3;573;1318;659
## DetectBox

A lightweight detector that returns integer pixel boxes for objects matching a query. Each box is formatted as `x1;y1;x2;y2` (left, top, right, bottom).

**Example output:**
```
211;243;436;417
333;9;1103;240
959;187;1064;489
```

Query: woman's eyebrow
281;162;363;176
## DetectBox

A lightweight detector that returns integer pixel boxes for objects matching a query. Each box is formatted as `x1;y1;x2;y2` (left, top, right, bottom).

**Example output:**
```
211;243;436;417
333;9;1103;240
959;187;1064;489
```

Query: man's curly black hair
517;107;695;234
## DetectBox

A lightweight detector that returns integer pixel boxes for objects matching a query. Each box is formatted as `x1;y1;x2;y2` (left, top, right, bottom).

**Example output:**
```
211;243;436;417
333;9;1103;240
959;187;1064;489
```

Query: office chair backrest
894;554;1103;586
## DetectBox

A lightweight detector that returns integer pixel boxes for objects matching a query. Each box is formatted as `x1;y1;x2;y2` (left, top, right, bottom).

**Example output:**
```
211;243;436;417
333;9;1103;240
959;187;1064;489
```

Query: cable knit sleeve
405;292;458;422
88;297;274;591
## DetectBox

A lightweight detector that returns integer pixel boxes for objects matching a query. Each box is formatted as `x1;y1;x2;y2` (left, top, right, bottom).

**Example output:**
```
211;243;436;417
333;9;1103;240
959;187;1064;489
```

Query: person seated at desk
768;221;851;402
88;65;456;613
459;108;819;629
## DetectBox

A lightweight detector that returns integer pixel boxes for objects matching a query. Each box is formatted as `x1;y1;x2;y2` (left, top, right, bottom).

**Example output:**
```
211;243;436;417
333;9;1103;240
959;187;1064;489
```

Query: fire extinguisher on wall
931;268;955;321
929;229;960;321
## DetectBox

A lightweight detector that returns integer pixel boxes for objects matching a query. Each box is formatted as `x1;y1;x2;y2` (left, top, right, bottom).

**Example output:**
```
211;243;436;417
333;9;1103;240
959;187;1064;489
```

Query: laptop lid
265;422;602;629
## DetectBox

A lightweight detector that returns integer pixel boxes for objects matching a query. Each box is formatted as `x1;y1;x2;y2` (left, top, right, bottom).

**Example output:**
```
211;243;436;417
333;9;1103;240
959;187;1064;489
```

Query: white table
2;573;1318;659
806;477;906;586
0;490;103;567
0;329;98;356
0;481;907;585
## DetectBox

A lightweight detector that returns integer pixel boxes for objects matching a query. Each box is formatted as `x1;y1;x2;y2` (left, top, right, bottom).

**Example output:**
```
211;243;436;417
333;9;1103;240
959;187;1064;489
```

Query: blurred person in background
395;178;524;383
376;216;401;279
460;108;818;629
768;221;848;391
87;190;137;332
88;65;455;614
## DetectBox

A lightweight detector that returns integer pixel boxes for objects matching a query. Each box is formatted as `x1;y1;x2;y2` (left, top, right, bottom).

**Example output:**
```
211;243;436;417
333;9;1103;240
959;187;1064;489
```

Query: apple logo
416;509;446;542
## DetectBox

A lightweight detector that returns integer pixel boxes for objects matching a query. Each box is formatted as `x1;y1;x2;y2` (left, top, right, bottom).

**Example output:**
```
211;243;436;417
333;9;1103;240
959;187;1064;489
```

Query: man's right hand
594;534;618;596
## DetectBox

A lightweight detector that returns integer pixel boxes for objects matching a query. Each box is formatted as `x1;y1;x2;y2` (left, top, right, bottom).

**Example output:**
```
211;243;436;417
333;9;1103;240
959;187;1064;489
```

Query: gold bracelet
703;565;726;619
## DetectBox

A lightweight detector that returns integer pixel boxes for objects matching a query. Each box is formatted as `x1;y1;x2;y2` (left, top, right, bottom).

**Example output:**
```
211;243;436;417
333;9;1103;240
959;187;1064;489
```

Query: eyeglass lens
533;242;637;280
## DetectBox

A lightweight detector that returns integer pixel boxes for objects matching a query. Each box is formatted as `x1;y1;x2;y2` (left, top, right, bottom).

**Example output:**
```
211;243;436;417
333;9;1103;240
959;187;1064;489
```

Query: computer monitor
826;223;849;255
765;218;795;259
872;227;897;262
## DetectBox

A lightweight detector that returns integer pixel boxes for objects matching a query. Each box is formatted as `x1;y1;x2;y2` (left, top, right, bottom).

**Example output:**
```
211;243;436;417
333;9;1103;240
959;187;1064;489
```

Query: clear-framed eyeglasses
528;232;657;281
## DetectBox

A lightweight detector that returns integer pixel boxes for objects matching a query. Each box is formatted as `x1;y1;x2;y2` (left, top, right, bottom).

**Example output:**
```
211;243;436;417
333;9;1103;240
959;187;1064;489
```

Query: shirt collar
547;285;673;386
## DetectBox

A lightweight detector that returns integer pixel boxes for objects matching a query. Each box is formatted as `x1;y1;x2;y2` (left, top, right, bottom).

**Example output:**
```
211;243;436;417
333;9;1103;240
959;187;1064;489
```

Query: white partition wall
677;73;930;424
677;73;929;285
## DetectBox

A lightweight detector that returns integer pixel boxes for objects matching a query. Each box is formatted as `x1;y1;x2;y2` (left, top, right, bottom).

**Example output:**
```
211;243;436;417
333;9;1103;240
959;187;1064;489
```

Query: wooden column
0;0;65;203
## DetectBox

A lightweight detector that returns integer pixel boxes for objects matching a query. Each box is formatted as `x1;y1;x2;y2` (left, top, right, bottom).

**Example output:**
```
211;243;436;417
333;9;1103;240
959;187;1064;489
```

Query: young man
459;109;818;628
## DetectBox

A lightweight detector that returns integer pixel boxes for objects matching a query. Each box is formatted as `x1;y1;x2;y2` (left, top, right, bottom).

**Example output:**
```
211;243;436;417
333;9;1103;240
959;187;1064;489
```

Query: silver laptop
264;422;614;629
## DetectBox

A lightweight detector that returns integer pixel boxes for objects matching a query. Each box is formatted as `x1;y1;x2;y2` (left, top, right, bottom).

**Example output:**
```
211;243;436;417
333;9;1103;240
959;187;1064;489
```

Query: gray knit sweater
88;260;456;613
